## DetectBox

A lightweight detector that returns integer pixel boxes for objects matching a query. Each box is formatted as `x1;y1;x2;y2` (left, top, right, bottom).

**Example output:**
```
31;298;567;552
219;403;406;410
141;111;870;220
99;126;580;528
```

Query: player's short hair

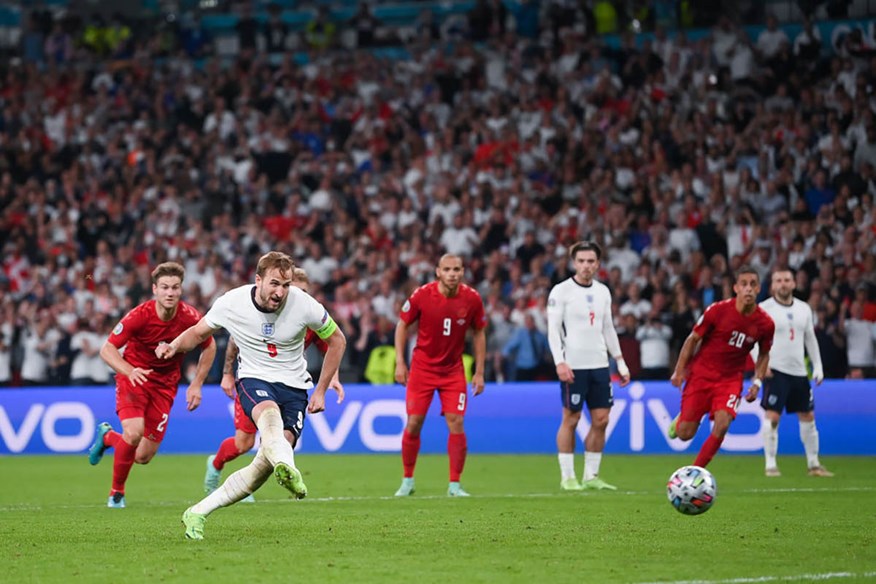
291;267;309;283
770;267;797;280
438;253;463;267
569;241;602;260
735;264;759;281
151;262;185;284
256;251;295;278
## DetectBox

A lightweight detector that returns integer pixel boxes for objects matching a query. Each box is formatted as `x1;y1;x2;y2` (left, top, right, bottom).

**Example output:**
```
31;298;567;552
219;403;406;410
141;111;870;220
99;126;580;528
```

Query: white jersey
547;278;622;370
756;297;822;377
205;284;334;388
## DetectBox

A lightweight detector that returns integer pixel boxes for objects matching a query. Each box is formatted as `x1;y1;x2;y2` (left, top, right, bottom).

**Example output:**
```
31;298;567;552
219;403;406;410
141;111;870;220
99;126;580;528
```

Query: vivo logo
576;382;766;452
0;403;96;453
301;400;406;452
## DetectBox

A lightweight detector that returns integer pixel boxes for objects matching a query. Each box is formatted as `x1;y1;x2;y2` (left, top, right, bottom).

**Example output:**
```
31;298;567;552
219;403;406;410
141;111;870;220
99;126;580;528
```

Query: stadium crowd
1;2;875;388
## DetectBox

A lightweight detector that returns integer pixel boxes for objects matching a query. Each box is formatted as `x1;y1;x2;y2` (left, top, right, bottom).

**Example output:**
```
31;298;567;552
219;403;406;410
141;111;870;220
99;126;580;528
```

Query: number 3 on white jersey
443;318;451;336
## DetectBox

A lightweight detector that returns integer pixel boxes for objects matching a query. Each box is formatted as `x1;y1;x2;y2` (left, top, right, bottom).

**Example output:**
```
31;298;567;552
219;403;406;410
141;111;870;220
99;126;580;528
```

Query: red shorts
234;392;257;434
680;376;743;423
406;368;468;416
115;376;176;443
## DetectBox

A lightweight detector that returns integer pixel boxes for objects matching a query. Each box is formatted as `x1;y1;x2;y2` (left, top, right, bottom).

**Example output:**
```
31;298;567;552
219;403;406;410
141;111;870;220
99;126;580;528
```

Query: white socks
800;420;821;468
583;451;602;481
762;419;821;469
558;453;575;481
192;449;272;515
763;422;779;469
256;407;296;469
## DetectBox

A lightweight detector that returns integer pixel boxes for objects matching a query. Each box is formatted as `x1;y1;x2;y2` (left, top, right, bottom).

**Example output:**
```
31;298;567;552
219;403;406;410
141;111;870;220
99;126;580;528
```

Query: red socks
401;429;420;478
111;439;137;494
213;437;242;470
104;429;123;449
448;433;467;482
694;433;724;468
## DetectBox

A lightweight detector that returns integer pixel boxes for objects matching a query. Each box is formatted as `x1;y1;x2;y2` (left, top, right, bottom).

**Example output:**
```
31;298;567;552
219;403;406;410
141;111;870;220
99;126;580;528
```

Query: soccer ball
667;465;717;515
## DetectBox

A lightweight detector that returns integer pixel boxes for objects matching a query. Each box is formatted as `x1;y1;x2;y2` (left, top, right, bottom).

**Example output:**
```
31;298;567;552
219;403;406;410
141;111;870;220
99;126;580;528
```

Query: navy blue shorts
237;377;309;439
761;370;814;414
561;367;613;412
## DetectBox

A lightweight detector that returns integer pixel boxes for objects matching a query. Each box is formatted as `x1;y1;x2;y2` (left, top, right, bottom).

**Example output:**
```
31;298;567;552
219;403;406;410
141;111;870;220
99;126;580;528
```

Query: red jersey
304;328;328;353
399;281;487;374
108;299;211;387
688;298;775;382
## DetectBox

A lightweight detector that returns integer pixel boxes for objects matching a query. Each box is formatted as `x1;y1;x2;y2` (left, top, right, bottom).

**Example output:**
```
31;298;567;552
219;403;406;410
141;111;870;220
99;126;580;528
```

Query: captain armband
314;315;338;340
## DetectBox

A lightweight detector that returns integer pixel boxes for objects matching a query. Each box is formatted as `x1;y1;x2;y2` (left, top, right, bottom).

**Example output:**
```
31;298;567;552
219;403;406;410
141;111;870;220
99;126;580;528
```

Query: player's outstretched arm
308;328;347;414
156;318;218;359
184;337;216;411
394;319;411;385
220;337;239;398
471;326;487;396
99;341;152;386
671;331;702;388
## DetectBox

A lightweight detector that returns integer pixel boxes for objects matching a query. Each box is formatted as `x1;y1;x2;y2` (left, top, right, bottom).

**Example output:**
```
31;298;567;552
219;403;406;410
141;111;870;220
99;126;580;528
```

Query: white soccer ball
667;465;717;515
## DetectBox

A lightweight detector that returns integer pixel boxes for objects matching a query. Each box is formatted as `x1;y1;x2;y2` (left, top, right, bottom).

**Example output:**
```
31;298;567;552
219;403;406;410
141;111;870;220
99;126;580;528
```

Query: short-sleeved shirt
108;300;211;389
689;298;775;383
205;284;337;388
399;282;487;375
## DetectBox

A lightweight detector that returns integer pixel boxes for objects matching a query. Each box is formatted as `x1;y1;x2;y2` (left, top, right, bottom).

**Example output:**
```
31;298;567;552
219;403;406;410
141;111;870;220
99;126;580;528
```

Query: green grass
1;454;875;583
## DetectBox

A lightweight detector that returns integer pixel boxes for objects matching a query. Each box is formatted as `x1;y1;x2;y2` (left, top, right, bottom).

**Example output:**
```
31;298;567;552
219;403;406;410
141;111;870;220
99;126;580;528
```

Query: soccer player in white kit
547;241;631;491
756;269;833;477
156;251;347;539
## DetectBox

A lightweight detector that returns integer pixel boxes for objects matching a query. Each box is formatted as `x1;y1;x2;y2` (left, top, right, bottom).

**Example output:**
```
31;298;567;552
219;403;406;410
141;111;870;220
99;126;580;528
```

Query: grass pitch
0;453;874;584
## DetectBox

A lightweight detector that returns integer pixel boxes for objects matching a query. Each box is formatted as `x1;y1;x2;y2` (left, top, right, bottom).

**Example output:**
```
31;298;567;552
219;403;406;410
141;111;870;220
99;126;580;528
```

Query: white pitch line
0;486;873;512
637;571;876;584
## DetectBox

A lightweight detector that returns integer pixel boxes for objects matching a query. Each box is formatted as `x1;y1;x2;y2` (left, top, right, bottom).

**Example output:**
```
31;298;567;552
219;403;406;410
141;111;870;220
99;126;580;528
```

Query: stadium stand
0;1;874;387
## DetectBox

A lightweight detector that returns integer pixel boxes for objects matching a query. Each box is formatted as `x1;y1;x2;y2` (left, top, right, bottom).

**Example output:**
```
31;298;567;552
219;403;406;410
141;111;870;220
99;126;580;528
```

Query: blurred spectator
264;3;289;54
351;3;380;48
501;313;550;381
236;4;259;54
841;301;876;378
306;7;336;50
20;313;60;386
636;312;672;380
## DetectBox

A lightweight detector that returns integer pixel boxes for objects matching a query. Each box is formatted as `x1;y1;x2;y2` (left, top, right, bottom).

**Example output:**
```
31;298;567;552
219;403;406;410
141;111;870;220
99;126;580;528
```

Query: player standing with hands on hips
393;254;487;497
668;266;775;468
756;269;833;477
547;241;630;492
155;252;346;540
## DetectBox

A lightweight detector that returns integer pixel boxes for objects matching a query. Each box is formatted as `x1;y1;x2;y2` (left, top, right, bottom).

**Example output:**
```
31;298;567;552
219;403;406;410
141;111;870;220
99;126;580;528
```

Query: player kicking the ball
156;251;346;540
204;267;344;501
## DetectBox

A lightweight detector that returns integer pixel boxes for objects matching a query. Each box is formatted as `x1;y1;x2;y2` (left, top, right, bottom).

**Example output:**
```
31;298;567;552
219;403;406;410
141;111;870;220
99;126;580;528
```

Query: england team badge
262;322;275;337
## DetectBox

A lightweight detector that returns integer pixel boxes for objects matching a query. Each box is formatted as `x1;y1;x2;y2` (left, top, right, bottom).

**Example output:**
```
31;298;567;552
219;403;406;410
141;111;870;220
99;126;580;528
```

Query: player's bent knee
122;432;143;446
135;453;154;465
676;424;696;441
236;434;256;453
